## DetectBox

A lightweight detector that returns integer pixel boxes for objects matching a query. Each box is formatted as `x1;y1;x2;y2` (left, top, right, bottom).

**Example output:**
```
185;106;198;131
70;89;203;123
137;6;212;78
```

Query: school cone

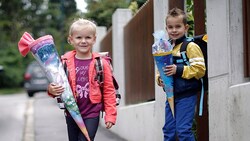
153;52;174;117
18;32;91;141
152;30;174;117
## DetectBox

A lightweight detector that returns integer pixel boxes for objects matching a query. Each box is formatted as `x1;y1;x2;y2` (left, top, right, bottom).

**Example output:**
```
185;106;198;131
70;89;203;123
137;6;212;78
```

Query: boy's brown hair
166;7;187;25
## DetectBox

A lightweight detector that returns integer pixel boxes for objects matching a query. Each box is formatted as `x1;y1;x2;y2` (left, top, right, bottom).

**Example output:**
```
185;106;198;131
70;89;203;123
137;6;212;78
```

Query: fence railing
100;28;113;56
123;0;155;104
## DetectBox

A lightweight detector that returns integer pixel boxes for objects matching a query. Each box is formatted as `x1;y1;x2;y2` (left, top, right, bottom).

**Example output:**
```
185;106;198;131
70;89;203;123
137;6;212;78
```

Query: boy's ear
185;24;189;32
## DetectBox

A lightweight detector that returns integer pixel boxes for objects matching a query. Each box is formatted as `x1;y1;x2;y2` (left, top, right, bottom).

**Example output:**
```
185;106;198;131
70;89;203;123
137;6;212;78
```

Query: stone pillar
93;26;107;52
112;9;132;106
153;0;168;140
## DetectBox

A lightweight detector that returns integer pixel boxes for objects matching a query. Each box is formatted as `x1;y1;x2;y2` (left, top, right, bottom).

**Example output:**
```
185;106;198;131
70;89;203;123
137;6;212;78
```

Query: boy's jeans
163;94;197;141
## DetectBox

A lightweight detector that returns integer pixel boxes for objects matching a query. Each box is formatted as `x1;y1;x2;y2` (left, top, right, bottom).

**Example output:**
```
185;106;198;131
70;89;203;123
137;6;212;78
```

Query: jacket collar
169;35;186;46
61;50;101;60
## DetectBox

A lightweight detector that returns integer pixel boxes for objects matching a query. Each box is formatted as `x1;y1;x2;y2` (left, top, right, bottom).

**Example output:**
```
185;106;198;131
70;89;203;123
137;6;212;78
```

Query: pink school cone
18;32;91;141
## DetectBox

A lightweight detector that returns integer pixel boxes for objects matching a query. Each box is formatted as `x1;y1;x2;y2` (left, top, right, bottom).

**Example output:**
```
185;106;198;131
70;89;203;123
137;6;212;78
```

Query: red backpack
95;52;121;106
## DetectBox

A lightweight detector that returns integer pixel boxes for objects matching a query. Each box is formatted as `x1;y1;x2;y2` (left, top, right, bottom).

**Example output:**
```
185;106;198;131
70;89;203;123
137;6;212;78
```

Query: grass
0;87;25;95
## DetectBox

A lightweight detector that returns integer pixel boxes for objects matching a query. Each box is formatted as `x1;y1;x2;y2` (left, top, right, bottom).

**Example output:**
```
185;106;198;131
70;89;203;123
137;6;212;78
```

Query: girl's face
68;25;96;58
166;15;189;41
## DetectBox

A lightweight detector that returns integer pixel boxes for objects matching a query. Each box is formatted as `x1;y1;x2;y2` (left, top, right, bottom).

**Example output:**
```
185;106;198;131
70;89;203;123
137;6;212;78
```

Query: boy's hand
48;83;64;96
157;76;165;87
164;64;177;76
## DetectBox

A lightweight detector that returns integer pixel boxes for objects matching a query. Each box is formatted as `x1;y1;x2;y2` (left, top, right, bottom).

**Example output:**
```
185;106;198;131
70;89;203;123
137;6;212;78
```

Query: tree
0;0;77;88
0;0;44;87
84;0;147;28
84;0;130;28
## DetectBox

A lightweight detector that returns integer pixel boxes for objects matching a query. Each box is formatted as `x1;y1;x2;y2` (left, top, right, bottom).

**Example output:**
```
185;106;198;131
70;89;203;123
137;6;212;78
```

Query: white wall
206;0;230;140
92;26;107;52
207;0;250;140
153;0;168;140
111;9;132;107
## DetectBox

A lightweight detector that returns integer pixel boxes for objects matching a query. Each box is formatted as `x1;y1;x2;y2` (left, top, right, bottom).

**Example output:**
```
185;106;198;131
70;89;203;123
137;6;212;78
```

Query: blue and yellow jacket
156;35;206;98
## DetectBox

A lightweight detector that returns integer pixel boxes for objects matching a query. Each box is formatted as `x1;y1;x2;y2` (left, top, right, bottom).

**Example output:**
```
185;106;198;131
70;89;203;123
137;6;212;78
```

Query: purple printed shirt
75;57;102;119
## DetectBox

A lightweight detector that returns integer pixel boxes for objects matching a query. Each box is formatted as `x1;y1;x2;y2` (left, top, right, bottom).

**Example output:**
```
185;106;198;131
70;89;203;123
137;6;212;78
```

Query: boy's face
165;15;189;41
68;25;96;58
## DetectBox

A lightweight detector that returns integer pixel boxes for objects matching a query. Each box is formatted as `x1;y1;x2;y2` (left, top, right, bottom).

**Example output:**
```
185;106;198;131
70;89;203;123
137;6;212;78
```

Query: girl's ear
94;35;97;42
67;36;71;44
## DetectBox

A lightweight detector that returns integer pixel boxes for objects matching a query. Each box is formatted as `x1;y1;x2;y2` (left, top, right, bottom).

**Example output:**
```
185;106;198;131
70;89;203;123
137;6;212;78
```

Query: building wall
207;0;250;141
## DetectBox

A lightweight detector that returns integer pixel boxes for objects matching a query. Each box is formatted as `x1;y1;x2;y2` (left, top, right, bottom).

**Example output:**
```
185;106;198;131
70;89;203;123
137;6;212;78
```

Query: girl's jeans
66;116;99;141
163;94;197;141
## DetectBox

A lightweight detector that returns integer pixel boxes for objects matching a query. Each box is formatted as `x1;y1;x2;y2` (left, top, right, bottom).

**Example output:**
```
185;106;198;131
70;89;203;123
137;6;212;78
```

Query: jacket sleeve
182;42;206;80
102;59;117;124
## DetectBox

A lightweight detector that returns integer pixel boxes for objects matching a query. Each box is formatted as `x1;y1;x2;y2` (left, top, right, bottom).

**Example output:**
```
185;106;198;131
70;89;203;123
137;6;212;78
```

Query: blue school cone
154;52;174;117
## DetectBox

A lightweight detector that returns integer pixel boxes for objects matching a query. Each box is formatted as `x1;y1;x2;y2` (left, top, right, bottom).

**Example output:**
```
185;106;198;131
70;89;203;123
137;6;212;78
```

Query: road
0;93;26;141
0;92;126;141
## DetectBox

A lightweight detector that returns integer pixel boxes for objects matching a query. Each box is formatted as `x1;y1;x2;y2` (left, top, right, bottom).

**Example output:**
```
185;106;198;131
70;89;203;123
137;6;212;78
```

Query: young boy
47;19;117;141
157;8;206;141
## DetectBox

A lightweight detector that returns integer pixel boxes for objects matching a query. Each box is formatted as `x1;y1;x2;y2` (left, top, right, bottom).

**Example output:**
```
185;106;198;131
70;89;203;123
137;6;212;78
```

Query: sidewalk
24;93;127;141
96;125;127;141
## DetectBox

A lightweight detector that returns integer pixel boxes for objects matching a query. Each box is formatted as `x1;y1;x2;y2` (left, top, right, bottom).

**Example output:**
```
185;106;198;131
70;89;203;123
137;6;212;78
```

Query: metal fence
100;28;113;56
123;0;155;104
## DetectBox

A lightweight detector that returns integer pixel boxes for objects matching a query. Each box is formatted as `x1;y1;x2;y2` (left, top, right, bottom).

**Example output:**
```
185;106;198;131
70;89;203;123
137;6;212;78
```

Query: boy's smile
166;15;189;42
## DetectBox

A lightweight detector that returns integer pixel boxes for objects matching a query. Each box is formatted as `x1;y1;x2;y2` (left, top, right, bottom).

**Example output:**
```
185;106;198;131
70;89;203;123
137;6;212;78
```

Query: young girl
48;19;117;141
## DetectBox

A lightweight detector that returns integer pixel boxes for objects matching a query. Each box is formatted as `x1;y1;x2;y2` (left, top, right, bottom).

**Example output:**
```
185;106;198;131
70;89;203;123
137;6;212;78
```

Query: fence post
153;0;169;140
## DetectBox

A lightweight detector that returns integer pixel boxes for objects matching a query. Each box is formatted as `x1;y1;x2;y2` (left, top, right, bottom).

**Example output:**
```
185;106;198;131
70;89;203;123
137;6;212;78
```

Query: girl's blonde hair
68;18;97;36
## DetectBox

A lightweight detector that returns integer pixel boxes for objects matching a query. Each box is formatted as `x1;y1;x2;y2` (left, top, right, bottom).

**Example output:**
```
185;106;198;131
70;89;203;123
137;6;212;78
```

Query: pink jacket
49;50;117;124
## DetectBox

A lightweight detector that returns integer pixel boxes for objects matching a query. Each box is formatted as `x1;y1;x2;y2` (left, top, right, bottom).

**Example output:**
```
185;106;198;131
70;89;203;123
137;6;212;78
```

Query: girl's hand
48;83;64;96
105;122;114;129
164;64;177;76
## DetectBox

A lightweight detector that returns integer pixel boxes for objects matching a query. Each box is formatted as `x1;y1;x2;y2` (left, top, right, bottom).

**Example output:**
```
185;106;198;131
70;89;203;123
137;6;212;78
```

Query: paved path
26;92;127;141
0;93;27;141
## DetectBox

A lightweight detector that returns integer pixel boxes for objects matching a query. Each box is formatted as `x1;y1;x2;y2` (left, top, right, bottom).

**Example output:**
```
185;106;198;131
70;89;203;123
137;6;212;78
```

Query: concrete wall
207;0;250;141
92;26;107;52
111;9;132;107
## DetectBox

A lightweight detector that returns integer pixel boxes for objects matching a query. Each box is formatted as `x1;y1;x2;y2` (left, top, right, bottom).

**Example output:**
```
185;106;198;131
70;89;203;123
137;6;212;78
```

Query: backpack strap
95;57;105;117
63;60;68;77
199;78;205;116
95;57;104;88
179;40;192;66
179;39;205;116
